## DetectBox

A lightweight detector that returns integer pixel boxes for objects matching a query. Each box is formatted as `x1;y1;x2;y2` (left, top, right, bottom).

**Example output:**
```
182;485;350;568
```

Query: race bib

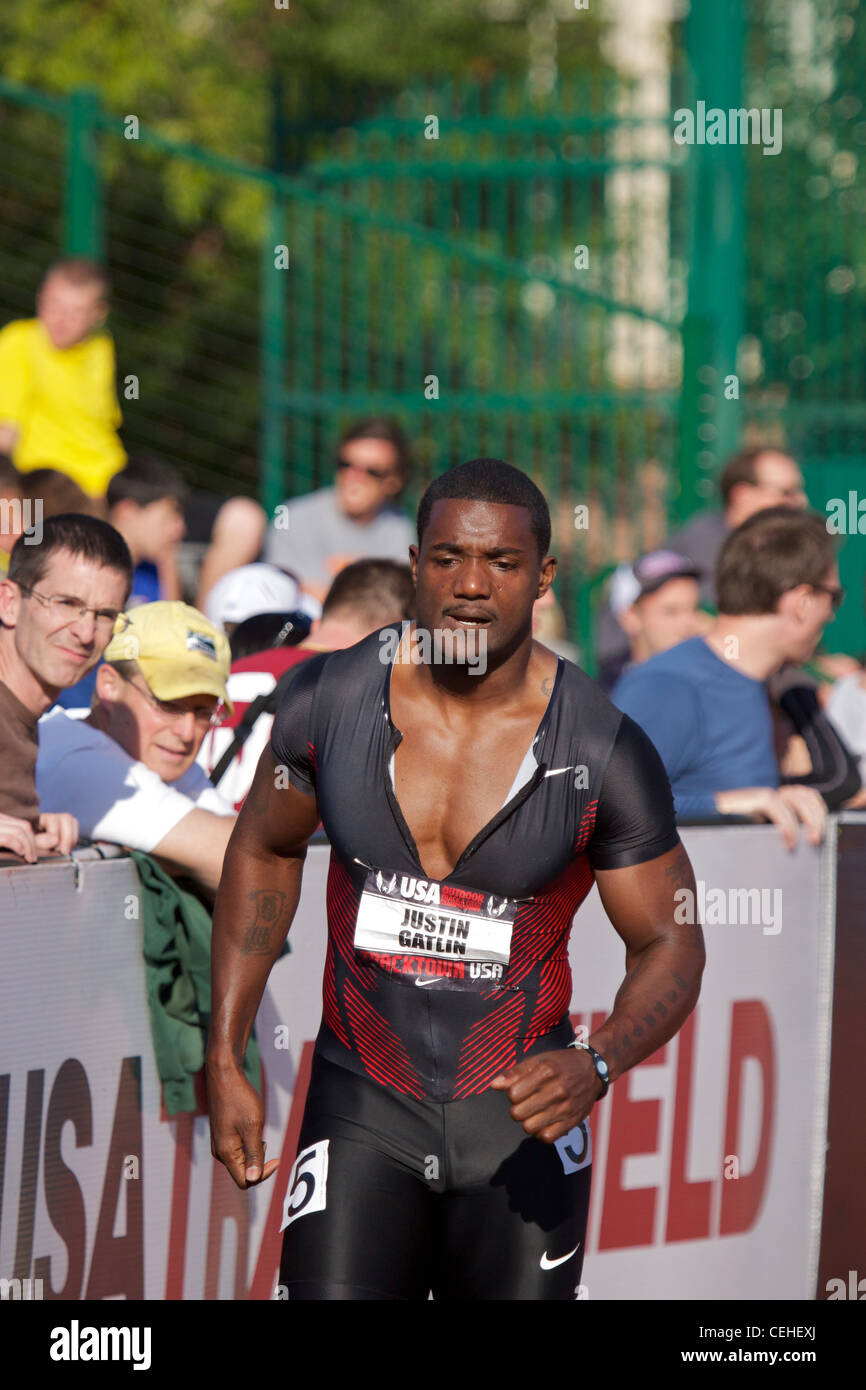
554;1118;592;1175
354;868;517;967
279;1140;330;1231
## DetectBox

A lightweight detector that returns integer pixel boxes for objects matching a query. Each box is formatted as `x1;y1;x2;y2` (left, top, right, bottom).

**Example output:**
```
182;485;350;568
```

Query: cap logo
186;630;217;662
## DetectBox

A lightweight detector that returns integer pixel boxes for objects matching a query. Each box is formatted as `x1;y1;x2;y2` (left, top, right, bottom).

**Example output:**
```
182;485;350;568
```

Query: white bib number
353;868;517;966
280;1140;329;1231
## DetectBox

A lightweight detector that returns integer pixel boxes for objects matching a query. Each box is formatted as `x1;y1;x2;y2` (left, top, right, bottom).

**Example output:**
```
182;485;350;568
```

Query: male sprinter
207;459;705;1301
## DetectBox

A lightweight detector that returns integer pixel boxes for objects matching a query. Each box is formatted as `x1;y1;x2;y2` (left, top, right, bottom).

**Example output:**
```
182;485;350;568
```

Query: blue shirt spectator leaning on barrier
0;512;132;861
612;507;844;848
264;417;415;604
37;601;236;896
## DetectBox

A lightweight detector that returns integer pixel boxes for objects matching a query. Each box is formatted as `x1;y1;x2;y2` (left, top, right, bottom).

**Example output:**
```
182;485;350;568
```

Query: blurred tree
0;0;600;166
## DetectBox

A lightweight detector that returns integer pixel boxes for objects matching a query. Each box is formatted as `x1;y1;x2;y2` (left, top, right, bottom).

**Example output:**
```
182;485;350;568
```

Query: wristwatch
568;1039;610;1098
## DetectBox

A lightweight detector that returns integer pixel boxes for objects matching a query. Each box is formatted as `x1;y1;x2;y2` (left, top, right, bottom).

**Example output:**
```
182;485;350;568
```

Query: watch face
598;1058;609;1076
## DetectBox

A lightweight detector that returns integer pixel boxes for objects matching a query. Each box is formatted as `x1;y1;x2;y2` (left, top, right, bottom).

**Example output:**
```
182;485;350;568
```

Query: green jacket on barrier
132;850;261;1116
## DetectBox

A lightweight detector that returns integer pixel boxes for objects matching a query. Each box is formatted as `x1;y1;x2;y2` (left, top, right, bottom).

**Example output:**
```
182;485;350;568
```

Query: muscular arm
493;713;705;1140
492;842;704;1141
588;715;705;1080
206;745;320;1187
589;841;705;1082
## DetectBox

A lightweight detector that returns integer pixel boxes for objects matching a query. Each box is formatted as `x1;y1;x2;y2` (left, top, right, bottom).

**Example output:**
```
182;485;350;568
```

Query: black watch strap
568;1039;610;1097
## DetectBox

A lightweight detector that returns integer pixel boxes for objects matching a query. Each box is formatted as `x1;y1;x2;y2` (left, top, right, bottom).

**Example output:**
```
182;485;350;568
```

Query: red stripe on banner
163;1069;208;1301
164;1112;194;1301
247;1039;316;1301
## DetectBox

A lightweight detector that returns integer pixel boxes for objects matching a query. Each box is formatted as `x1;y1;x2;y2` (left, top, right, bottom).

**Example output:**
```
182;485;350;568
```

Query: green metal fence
739;2;866;657
0;70;689;667
1;0;865;661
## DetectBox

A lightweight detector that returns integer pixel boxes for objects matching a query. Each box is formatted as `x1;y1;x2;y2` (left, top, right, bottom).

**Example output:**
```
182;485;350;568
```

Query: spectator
200;558;415;808
264;418;415;602
37;602;236;896
17;472;111;711
610;550;704;670
667;445;807;604
0;258;126;497
50;455;188;712
0;513;132;860
611;508;845;846
106;454;188;606
202;562;308;636
596;444;807;690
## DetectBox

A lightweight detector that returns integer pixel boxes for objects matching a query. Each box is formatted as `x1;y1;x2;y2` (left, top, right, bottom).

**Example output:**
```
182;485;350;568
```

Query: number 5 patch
279;1140;330;1231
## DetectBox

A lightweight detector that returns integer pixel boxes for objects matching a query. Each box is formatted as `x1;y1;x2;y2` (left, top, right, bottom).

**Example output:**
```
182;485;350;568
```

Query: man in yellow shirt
0;257;126;498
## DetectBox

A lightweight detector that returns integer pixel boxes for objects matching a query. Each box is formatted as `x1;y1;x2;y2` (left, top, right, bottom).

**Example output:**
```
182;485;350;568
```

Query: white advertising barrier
0;826;833;1300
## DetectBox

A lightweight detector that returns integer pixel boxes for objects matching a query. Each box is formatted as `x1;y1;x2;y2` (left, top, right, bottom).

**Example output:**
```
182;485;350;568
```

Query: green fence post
576;568;596;677
259;188;287;516
677;311;715;528
63;88;104;258
681;0;746;516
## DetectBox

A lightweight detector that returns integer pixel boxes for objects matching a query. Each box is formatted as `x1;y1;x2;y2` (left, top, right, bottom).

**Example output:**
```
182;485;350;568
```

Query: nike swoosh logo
539;1243;581;1270
544;766;576;778
414;976;440;987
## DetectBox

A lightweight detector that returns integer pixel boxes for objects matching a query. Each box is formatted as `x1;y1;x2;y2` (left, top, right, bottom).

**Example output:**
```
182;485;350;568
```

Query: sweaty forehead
423;498;535;551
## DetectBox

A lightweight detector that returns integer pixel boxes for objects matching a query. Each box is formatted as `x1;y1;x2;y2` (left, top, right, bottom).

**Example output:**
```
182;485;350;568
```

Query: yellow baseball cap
104;601;234;714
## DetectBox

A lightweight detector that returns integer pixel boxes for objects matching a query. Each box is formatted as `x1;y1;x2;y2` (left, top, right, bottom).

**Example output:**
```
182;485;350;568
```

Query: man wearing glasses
264;418;415;604
0;513;133;862
37;601;237;896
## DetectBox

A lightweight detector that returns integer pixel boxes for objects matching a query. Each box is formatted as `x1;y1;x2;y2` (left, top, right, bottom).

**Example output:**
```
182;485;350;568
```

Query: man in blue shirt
612;507;840;848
